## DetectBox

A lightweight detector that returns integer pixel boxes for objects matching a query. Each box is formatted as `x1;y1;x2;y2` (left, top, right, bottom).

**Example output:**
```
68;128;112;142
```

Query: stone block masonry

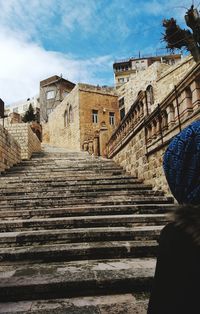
107;59;200;195
0;125;21;173
6;124;41;160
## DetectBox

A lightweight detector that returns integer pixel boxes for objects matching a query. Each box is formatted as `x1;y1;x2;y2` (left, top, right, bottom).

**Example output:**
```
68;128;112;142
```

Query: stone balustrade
145;70;200;155
0;125;21;173
107;91;146;157
106;62;200;193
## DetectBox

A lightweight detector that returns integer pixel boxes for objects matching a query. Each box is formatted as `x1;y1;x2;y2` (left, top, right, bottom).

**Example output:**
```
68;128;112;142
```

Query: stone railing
107;91;146;158
6;123;41;160
145;67;200;155
0;124;21;173
106;62;200;192
82;123;109;157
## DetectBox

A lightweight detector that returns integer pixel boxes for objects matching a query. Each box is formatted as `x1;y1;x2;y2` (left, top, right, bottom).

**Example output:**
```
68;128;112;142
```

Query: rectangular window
92;110;98;123
109;112;115;125
46;90;55;100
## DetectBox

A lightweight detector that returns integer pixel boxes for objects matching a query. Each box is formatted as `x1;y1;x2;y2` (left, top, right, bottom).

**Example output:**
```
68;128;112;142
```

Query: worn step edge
0;226;163;246
0;294;148;313
0;204;175;218
0;258;155;302
0;240;158;263
0;214;169;232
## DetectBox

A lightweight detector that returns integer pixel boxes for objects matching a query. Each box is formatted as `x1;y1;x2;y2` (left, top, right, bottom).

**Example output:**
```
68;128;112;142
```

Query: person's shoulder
159;222;181;245
160;222;177;237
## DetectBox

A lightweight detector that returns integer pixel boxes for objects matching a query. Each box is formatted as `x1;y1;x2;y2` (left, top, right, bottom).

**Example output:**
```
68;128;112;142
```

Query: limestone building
8;95;40;117
113;54;182;88
107;55;200;195
46;84;119;152
40;75;75;122
117;56;195;120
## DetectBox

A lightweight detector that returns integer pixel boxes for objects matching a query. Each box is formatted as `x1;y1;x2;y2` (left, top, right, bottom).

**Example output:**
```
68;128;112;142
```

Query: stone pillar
83;141;89;151
99;122;109;157
191;81;200;109
88;140;93;155
93;132;100;156
166;105;175;127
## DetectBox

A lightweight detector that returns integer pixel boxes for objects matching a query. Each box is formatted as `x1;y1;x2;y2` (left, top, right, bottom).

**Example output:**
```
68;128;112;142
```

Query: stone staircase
0;147;174;313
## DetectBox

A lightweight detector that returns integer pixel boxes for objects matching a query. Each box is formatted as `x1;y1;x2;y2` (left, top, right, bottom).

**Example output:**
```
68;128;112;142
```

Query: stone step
0;294;148;313
0;175;140;182
3;169;126;177
0;173;131;182
0;258;155;302
0;240;158;263
0;176;141;186
0;196;174;209
0;190;164;202
0;214;169;232
0;204;174;219
0;226;163;247
0;184;153;195
5;166;124;174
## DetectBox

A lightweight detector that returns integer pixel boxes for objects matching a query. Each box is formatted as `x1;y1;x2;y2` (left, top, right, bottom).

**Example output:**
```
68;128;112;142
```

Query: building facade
106;56;200;194
8;95;40;116
46;84;119;153
117;56;194;122
40;75;75;122
113;54;182;87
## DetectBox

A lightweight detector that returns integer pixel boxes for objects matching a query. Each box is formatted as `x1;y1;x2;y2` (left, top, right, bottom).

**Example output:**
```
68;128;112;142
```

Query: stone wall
0;125;21;173
7;124;41;160
107;60;200;195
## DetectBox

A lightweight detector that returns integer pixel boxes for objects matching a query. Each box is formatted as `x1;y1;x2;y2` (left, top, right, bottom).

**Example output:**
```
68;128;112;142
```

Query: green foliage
22;104;36;123
162;6;200;62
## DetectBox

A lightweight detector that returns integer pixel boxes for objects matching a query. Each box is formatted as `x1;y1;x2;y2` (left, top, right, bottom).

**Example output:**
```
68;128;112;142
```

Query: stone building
117;56;195;121
40;75;75;122
46;84;119;153
106;55;200;194
8;95;40;116
113;54;182;88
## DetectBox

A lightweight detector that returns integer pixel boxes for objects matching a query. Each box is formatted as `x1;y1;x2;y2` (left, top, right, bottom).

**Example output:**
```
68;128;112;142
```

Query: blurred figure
148;120;200;314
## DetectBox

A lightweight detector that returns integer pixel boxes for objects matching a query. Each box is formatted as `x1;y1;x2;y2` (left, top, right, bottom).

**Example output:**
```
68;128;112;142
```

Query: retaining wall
7;124;41;160
0;125;21;173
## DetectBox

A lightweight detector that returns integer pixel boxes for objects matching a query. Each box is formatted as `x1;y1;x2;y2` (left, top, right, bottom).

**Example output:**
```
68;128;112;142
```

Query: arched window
64;110;69;127
146;85;154;106
69;105;73;123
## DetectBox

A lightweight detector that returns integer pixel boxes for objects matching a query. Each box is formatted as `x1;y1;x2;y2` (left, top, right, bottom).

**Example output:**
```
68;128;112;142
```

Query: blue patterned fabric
163;120;200;204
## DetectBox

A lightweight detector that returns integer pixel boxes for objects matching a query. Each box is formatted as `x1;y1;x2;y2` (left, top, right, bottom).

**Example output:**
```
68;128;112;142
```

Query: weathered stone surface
0;294;147;313
0;146;173;311
0;258;155;301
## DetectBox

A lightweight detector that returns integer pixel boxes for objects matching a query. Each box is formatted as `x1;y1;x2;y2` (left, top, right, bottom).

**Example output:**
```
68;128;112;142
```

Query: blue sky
0;0;194;104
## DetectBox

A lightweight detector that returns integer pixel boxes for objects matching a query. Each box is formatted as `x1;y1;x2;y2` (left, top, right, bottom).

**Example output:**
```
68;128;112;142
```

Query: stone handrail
107;92;146;157
107;62;200;159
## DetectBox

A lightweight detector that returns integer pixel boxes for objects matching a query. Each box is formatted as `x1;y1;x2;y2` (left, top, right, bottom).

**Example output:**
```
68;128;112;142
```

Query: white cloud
0;28;113;105
0;0;194;105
